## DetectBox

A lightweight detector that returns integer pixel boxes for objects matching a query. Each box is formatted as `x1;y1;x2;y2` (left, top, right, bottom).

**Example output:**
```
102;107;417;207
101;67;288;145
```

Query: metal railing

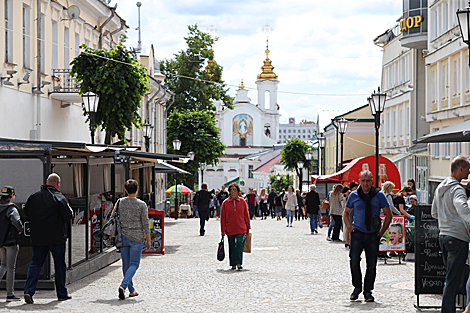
51;69;80;93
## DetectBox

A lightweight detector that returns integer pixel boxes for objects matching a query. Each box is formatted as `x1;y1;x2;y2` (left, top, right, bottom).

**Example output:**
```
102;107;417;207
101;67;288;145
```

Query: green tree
161;24;233;112
70;39;150;144
167;109;225;189
269;174;293;191
281;138;314;192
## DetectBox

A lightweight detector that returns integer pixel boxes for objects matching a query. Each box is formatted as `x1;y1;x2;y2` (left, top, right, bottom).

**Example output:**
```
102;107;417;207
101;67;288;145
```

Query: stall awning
154;162;191;174
223;177;240;187
415;118;470;143
117;150;189;163
312;155;401;189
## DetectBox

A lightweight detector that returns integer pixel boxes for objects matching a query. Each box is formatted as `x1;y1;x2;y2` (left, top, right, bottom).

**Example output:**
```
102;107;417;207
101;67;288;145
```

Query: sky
113;0;402;123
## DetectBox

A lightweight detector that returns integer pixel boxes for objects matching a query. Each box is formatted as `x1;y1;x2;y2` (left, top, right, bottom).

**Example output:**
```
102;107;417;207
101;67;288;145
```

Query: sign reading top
400;0;428;50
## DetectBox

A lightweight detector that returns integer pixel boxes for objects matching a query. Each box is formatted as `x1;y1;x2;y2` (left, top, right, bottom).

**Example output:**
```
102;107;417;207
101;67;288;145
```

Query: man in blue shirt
343;170;392;303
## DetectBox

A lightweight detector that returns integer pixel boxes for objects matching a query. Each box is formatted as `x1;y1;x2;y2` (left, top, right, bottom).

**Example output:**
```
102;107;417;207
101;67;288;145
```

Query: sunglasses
229;188;238;191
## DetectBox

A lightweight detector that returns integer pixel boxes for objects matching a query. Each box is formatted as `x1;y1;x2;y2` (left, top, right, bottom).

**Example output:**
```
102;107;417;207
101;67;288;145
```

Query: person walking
111;179;151;300
274;191;283;221
253;189;260;217
381;182;401;216
246;189;256;220
280;188;286;218
0;186;23;302
295;189;303;221
259;189;268;220
305;185;320;234
268;188;276;219
195;183;212;236
328;185;344;242
284;186;298;227
343;170;392;303
220;183;250;270
24;174;73;304
214;190;220;219
432;156;470;313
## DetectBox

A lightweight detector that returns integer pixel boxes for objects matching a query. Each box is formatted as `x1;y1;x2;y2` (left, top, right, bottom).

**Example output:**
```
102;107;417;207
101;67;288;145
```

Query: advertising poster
143;209;165;255
379;215;406;252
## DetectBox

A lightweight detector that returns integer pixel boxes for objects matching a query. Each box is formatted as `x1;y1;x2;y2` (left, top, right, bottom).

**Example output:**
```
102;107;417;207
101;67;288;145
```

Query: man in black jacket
268;188;276;219
305;185;321;234
196;183;212;236
23;174;73;304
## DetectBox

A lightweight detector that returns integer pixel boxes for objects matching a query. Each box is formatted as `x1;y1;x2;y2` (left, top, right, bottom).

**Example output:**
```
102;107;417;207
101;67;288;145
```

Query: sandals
129;291;139;297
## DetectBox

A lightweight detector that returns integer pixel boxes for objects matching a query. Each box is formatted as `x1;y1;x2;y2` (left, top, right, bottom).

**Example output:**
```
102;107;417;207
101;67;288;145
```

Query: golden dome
238;79;245;90
257;40;278;79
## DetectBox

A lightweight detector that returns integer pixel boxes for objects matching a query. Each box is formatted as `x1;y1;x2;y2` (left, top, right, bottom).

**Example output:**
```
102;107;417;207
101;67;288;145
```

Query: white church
204;43;283;193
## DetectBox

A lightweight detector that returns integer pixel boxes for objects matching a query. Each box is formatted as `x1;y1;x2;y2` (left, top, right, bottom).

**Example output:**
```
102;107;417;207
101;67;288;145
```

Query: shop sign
400;16;423;32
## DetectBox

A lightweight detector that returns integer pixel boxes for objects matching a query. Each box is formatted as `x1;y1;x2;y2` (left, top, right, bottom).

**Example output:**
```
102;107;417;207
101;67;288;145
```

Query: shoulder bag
100;199;123;248
217;236;225;261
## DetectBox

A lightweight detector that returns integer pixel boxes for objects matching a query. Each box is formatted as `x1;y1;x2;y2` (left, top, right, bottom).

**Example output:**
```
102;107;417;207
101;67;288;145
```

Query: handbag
100;199;123;248
243;233;252;253
217;236;225;261
322;199;329;210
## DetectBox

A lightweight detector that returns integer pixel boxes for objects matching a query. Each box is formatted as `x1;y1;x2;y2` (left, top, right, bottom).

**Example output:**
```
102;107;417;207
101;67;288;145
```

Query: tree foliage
167;109;225;189
161;24;233;112
269;174;294;191
281;138;314;191
70;39;150;144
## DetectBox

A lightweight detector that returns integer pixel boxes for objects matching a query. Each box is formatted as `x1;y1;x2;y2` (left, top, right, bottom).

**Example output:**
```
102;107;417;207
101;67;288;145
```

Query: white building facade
278;118;316;144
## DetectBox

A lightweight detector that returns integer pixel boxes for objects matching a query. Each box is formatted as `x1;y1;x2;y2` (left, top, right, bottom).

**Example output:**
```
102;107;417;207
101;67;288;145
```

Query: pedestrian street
0;217;441;312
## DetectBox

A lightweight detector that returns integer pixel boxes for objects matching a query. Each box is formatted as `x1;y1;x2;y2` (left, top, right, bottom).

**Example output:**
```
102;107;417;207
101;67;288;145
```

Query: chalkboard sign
414;205;446;295
143;209;165;255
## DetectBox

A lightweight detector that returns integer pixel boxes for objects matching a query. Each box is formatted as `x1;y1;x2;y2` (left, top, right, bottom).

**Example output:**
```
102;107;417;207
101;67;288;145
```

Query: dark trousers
198;205;209;235
332;214;343;240
439;235;468;313
349;229;380;293
260;202;267;217
270;204;275;218
228;234;244;266
248;203;255;219
24;243;68;298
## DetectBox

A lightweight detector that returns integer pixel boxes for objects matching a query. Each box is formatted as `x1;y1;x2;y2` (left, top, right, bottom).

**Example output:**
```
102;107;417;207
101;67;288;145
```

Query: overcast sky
114;0;402;123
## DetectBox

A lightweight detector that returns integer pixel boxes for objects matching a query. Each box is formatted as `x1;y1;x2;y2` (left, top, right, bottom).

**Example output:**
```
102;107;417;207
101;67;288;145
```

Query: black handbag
217;236;225;261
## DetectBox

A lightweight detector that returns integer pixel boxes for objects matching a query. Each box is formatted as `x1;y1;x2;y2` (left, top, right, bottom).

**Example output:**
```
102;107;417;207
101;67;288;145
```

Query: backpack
193;192;200;206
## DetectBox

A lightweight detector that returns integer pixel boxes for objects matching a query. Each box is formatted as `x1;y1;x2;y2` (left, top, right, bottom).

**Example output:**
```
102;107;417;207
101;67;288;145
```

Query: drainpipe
36;0;41;140
99;8;115;49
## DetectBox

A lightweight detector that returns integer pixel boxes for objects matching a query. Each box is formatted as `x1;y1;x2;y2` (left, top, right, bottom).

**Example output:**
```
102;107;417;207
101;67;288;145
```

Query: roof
253;154;282;173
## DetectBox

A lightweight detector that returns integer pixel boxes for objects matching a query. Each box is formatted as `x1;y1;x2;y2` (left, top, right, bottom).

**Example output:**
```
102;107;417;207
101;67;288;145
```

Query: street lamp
172;138;181;220
142;120;153;152
297;161;304;192
81;89;100;144
305;149;312;187
187;151;195;161
337;118;348;171
458;3;470;67
368;87;387;187
276;173;281;180
200;163;206;183
318;133;326;175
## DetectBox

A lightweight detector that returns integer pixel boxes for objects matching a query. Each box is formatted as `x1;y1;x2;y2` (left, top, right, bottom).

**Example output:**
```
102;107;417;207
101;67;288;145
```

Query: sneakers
314;229;318;234
289;224;293;227
24;293;34;304
118;286;125;300
6;295;20;302
350;288;361;301
311;232;315;235
326;236;331;241
364;292;374;302
58;295;72;301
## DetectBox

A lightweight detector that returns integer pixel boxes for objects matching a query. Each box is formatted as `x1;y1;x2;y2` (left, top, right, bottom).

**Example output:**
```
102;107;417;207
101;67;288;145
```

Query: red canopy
312;155;401;190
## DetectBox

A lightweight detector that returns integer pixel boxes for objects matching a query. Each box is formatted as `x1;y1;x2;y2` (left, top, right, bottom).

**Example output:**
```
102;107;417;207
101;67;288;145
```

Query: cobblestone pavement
1;217;443;312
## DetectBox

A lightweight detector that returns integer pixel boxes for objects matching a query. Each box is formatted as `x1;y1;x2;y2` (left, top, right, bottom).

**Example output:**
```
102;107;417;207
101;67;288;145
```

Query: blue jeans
439;235;468;313
120;235;144;293
328;215;335;237
349;229;380;293
309;214;318;232
194;205;199;218
24;243;68;298
286;209;294;224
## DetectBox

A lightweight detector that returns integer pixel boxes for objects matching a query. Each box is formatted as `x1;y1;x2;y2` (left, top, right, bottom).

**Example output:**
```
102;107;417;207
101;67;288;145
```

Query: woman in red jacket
220;182;251;270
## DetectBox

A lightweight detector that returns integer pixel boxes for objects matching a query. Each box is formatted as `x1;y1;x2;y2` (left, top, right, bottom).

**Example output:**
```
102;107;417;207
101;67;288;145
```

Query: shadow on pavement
0;301;59;311
216;269;250;274
344;301;390;311
91;298;144;306
164;245;181;254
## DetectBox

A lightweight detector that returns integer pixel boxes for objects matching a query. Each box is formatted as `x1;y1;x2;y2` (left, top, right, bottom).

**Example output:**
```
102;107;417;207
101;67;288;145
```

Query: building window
432;70;436;102
288;130;291;133
467;56;470;92
283;129;286;133
22;5;30;68
279;130;281;133
442;142;450;158
442;65;446;99
248;165;253;178
465;142;470;157
308;129;311;133
405;106;409;138
453;60;458;96
4;0;13;63
433;143;440;158
52;21;58;70
303;135;306;138
40;14;45;73
398;107;403;138
454;142;462;157
288;135;291;138
303;129;306;133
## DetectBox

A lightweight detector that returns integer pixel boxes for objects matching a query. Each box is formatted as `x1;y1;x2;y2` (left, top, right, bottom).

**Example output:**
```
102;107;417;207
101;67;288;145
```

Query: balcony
49;69;83;104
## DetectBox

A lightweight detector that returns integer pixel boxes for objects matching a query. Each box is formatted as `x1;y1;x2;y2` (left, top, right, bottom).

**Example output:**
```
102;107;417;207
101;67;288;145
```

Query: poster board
379;215;406;252
143;209;165;255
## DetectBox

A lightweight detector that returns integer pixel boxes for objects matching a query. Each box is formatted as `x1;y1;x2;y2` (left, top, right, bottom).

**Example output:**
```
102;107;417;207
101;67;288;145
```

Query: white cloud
114;0;401;122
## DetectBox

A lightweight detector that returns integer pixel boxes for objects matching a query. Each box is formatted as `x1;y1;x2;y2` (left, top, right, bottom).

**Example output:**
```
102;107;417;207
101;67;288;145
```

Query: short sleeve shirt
345;190;390;233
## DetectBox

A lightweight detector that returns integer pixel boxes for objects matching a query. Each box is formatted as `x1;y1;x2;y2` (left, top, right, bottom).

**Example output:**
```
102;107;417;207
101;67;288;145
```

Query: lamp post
142;120;153;152
318;133;326;175
172;139;181;220
305;149;312;186
187;151;195;161
200;163;206;184
297;161;304;192
457;3;470;68
81;89;100;144
368;87;387;187
337;118;348;171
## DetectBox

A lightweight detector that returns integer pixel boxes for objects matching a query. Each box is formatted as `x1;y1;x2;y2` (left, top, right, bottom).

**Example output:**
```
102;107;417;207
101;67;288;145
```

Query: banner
379;215;406;252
